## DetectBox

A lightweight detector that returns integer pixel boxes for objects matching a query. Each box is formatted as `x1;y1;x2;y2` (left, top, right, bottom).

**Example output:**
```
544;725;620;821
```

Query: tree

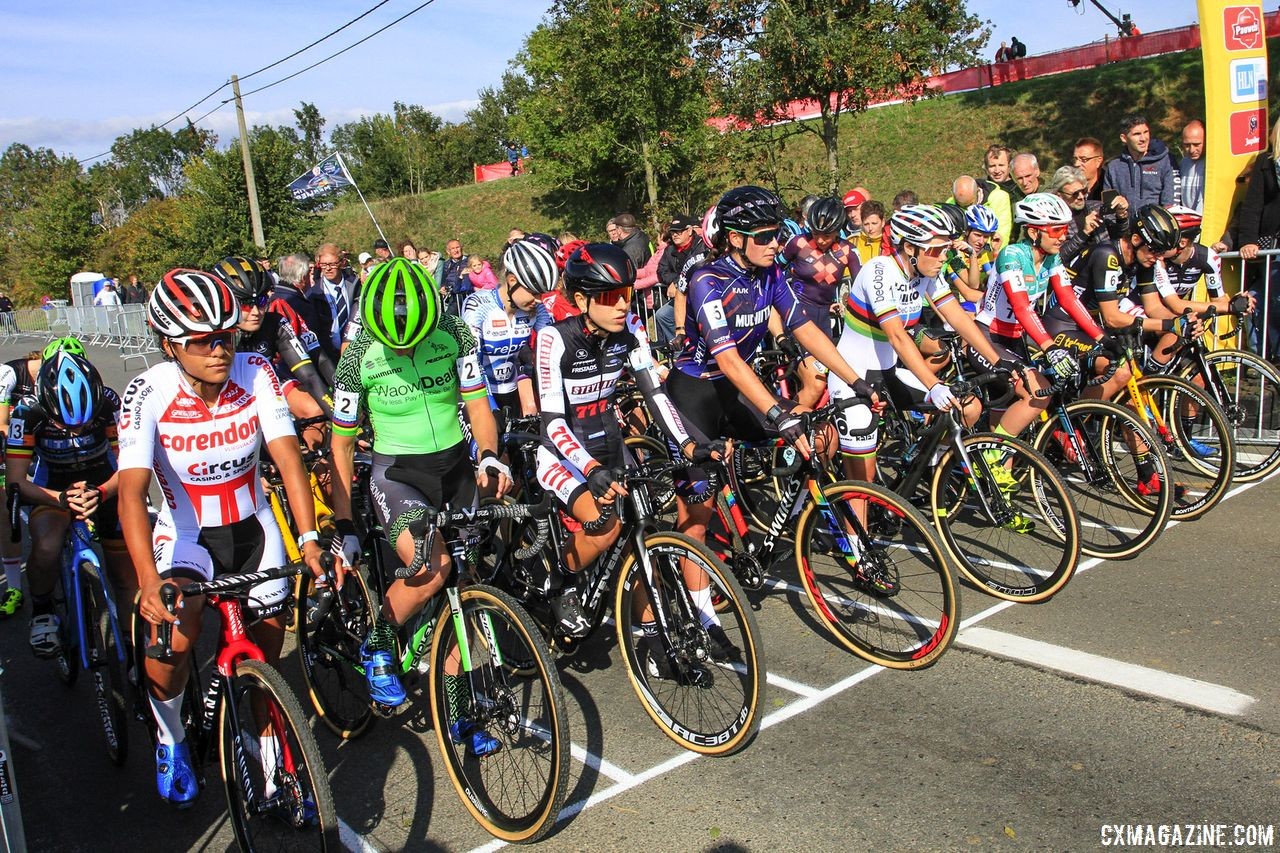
0;144;86;302
688;0;989;193
513;0;718;219
294;101;327;164
10;169;96;304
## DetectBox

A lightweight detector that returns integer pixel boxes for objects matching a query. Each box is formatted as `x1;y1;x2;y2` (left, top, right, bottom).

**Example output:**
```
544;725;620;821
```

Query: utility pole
231;74;266;251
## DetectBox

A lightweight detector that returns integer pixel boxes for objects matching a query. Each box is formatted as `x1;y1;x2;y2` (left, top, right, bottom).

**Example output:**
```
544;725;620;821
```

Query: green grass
322;40;1275;250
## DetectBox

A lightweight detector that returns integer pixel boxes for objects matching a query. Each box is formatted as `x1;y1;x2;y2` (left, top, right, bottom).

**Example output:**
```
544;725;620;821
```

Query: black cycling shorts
666;369;776;501
371;441;477;543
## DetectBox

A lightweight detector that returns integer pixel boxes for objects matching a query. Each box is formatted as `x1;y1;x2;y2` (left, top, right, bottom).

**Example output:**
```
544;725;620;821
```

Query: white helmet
888;205;953;248
148;269;239;339
503;240;558;295
1014;192;1073;226
700;204;721;250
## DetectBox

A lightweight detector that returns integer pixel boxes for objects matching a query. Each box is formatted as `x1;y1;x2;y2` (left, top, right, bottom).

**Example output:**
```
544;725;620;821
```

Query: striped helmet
1165;204;1201;241
210;256;273;302
503;240;559;295
148;269;239;338
361;257;440;349
888;205;954;248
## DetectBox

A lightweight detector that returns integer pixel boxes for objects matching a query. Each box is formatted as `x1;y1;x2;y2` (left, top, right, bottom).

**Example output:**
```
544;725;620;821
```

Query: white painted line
340;816;380;853
570;742;635;784
465;475;1272;853
956;626;1256;716
763;670;822;698
761;576;943;633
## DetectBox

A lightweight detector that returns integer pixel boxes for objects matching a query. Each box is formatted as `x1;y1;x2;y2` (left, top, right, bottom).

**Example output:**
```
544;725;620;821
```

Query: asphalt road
2;341;1278;852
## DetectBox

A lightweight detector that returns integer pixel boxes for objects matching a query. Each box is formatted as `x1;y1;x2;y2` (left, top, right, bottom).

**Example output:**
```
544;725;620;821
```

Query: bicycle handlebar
397;494;556;579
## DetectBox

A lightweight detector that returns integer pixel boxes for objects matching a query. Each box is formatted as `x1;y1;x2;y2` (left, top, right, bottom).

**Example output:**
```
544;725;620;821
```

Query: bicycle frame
61;519;125;672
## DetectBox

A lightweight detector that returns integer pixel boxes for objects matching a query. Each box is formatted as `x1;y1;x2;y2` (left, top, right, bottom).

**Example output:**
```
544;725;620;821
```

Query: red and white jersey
117;354;295;532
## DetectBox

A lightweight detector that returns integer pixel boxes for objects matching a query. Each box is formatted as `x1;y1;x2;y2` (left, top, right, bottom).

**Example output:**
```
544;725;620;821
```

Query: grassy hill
322;39;1274;259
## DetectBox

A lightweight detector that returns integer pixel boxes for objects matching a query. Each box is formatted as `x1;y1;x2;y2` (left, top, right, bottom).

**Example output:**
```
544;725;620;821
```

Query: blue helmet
37;352;104;429
965;204;1000;235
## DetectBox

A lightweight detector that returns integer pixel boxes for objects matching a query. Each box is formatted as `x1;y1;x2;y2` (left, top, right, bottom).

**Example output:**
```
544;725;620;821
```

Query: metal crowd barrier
0;304;160;366
1217;248;1280;360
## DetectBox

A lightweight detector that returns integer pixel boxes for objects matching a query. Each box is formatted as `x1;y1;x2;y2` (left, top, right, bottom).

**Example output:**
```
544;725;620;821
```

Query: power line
239;0;393;83
239;0;440;99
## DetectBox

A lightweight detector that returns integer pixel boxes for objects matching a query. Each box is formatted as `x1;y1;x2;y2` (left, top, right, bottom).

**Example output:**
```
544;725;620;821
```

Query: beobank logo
1224;6;1262;52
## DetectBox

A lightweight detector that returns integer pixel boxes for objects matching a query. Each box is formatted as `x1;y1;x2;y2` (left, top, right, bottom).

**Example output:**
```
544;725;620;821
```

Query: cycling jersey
1135;243;1224;299
238;311;333;416
676;254;802;380
0;357;37;410
538;290;580;322
331;315;486;456
944;246;994;291
535;313;694;507
268;294;337;387
978;241;1102;348
838;254;955;372
461;289;551;399
7;388;121;489
782;233;860;315
117;354;293;531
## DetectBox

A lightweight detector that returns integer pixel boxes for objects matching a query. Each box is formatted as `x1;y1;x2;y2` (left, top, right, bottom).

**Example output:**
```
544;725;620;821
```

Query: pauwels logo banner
287;153;354;201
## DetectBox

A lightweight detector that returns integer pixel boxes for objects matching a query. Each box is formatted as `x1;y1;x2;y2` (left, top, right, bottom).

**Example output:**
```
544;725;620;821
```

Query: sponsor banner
287;153;353;201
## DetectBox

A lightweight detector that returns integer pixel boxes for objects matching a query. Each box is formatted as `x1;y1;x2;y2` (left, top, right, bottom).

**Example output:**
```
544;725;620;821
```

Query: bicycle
697;396;959;667
497;424;766;755
137;561;339;850
297;492;571;844
9;492;129;765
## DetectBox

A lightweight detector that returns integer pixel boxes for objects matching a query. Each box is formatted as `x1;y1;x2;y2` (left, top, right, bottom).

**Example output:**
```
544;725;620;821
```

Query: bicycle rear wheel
81;563;129;766
295;569;375;739
1032;400;1173;560
428;584;569;843
931;434;1081;603
1115;375;1236;521
1183;348;1280;483
219;658;339;850
794;479;958;668
615;532;764;755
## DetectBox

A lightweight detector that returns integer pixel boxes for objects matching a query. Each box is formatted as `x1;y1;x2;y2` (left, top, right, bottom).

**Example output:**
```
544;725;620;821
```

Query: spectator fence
0;304;161;367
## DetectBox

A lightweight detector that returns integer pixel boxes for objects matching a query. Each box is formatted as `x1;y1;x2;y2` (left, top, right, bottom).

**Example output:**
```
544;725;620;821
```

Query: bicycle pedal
371;700;403;719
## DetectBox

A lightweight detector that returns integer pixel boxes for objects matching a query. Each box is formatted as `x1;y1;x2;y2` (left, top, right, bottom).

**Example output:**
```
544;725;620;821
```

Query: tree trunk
640;138;660;216
821;99;840;195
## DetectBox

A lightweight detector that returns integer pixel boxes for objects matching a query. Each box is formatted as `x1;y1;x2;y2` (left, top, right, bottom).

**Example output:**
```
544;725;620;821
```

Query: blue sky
1;0;1203;163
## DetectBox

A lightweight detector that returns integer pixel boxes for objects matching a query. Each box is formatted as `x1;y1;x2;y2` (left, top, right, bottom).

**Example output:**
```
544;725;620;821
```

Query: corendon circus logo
1224;6;1262;52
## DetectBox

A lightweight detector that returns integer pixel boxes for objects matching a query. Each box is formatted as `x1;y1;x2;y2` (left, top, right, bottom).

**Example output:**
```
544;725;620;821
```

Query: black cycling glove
586;466;620;500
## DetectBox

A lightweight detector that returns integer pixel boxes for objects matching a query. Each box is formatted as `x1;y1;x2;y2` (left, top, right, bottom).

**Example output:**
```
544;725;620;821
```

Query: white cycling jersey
836;254;954;374
117;353;295;532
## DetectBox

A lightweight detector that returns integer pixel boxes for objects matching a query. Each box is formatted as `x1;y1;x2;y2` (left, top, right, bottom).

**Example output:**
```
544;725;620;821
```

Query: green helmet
42;336;86;360
360;257;440;349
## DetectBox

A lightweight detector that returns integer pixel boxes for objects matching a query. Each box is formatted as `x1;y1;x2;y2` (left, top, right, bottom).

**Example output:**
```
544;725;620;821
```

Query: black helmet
937;203;967;239
716;185;783;233
210;256;273;302
563;243;636;294
806;196;847;235
522;232;561;258
1134;205;1181;253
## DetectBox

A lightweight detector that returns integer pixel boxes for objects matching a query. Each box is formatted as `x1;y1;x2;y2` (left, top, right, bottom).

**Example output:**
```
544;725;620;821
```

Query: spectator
852;200;887;264
274;251;337;363
465;255;499;291
994;41;1012;63
1103;113;1175;217
506;228;526;246
611;212;652;269
122;274;148;304
1178;119;1206;213
93;282;121;307
1010;152;1041;198
842;188;869;235
1073;136;1108;201
952;174;1012;247
398;239;420;262
1009;36;1026;58
257;257;280;287
372;238;392;262
310;243;359;359
439;239;470;314
891;189;918;211
505;141;521;176
1235;116;1280;359
0;293;12;314
653;214;700;344
984;144;1017;197
1050;165;1105;268
356;252;377;282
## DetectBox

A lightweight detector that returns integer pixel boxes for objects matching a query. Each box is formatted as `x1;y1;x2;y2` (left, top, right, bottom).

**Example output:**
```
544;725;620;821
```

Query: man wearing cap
372;238;392;262
93;281;121;307
356;252;377;282
841;188;868;237
610;212;652;269
653;214;701;344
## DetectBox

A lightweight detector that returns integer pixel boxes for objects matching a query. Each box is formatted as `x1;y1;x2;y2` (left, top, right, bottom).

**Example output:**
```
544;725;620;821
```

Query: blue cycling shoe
156;742;199;808
360;639;406;708
1184;437;1218;459
449;719;502;757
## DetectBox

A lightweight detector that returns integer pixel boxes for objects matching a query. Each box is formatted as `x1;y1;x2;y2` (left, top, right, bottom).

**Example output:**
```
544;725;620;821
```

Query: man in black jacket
611;212;652;269
653;214;700;344
1235;140;1280;359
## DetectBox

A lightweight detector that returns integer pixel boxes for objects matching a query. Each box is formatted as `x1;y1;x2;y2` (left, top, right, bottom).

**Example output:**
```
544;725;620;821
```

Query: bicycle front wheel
1183;348;1280;483
795;479;959;668
615;532;765;756
1031;400;1173;560
218;658;339;850
81;563;128;766
428;584;569;844
295;568;376;739
931;434;1081;603
1115;375;1236;520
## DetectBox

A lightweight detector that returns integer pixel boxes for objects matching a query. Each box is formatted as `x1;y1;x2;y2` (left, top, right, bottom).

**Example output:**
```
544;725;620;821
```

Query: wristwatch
297;530;320;548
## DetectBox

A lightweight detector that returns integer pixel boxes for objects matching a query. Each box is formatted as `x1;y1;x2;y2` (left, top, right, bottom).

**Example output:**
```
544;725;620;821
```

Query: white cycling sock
1;557;19;591
260;734;280;798
150;693;186;747
689;585;720;629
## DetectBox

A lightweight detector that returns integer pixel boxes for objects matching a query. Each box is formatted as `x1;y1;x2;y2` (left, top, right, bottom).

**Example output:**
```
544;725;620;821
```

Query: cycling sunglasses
176;330;237;355
590;286;633;305
916;242;950;258
1037;223;1070;239
239;293;271;312
729;226;785;246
